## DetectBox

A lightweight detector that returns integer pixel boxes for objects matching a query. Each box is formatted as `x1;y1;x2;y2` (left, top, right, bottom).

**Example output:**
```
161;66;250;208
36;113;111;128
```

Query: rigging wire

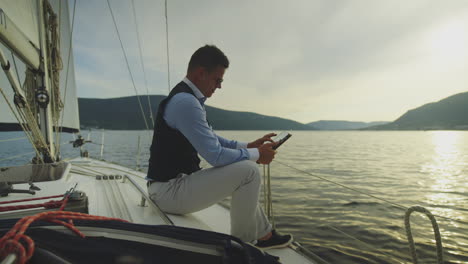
325;224;399;263
271;160;463;263
0;137;27;143
131;0;154;129
106;0;150;132
273;159;468;226
17;70;50;162
57;0;78;155
1;52;49;162
44;0;64;154
0;151;36;162
164;0;171;93
0;86;43;162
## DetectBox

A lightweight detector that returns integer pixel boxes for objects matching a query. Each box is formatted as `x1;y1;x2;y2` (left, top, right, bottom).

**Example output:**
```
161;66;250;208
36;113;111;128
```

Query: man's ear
194;66;206;81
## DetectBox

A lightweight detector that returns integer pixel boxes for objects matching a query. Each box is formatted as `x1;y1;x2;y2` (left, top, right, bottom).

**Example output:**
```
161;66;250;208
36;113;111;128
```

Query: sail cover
0;0;40;68
0;0;40;48
0;0;80;133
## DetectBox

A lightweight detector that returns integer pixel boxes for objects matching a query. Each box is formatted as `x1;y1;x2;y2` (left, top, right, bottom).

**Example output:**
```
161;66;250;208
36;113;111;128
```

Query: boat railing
265;160;466;264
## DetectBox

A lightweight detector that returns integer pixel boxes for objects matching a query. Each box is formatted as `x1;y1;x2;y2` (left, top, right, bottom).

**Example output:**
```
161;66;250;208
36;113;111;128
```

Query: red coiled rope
0;195;64;205
0;211;128;264
0;195;65;212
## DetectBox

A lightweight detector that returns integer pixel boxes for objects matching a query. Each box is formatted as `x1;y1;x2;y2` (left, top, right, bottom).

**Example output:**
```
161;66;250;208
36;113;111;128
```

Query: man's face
199;66;225;98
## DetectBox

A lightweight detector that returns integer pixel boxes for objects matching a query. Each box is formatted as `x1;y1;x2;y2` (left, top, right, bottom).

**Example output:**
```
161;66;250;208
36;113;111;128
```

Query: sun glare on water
421;131;464;219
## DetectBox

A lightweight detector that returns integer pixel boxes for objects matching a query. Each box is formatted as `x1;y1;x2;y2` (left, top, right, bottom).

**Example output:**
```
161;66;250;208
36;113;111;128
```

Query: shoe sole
255;235;294;250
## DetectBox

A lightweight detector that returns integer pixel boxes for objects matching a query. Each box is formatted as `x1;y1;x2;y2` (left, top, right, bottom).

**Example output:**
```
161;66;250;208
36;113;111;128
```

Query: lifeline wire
273;159;468;225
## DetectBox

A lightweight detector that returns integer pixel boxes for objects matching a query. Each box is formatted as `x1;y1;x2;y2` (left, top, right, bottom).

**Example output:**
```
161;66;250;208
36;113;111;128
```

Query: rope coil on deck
404;206;444;264
0;211;128;264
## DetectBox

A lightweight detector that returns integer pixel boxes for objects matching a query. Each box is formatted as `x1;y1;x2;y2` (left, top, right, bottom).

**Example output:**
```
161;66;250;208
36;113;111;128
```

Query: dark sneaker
255;229;293;250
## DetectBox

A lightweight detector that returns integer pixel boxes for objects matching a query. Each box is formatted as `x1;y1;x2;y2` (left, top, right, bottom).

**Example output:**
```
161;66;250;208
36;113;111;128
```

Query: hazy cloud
73;0;468;122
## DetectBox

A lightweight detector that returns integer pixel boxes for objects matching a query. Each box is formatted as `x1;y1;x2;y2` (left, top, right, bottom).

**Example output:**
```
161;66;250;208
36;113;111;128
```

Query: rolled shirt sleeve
236;141;259;161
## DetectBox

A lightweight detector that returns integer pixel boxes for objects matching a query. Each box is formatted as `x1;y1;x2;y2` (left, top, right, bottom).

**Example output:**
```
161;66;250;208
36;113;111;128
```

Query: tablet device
272;132;292;150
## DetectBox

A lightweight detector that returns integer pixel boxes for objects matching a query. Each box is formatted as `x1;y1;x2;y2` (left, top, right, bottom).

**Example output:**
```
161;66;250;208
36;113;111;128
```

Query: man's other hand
257;143;276;164
247;133;277;148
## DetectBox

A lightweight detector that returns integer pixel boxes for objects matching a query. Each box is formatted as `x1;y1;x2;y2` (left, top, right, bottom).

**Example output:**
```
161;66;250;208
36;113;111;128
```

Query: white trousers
148;160;272;242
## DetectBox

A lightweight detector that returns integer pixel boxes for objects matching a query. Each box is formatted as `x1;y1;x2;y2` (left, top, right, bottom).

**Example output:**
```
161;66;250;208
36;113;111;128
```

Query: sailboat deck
0;157;320;263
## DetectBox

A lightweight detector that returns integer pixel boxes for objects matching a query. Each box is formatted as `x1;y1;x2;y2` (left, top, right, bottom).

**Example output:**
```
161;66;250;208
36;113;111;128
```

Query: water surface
1;130;467;263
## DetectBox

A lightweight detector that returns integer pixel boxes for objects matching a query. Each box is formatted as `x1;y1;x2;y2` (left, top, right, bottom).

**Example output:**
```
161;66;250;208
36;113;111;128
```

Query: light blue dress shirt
163;78;259;167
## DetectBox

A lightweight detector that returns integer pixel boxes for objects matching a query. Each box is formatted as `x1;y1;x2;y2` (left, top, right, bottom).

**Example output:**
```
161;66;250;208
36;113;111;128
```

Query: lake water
1;130;467;264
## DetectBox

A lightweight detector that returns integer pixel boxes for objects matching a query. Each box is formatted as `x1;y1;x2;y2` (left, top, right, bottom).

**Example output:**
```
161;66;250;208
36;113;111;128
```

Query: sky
72;0;468;123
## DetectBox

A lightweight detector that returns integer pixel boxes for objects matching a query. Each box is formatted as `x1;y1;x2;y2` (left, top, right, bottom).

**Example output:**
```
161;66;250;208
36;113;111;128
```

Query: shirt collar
182;77;206;104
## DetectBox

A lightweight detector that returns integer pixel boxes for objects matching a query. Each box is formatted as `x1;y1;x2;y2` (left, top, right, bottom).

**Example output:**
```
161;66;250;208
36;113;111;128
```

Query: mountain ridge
366;91;468;130
78;95;316;130
78;91;468;131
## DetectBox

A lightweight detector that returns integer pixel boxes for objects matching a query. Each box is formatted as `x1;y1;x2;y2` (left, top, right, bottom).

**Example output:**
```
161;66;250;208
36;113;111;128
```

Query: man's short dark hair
188;45;229;73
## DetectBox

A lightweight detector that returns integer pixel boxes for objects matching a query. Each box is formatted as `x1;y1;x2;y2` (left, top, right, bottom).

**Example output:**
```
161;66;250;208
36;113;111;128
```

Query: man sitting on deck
147;45;293;249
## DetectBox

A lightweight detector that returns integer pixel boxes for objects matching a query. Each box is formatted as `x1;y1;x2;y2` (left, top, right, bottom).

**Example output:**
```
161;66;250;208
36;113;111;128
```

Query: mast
0;0;79;162
36;0;56;162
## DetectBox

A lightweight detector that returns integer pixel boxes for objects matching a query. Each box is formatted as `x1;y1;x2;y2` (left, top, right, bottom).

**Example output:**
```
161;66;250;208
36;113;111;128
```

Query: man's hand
257;143;276;165
247;133;277;148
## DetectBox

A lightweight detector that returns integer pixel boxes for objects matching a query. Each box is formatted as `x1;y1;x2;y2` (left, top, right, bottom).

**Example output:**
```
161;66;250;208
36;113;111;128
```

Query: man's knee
235;160;261;182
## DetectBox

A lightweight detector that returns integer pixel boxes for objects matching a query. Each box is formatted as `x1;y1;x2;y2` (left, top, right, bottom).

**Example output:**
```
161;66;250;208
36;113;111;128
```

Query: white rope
106;0;150;131
20;75;48;160
24;69;37;119
43;0;65;160
405;206;444;264
44;0;64;128
1;41;49;162
263;165;267;212
0;86;43;162
262;161;398;261
263;164;275;228
16;102;49;159
18;70;50;161
3;40;54;163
